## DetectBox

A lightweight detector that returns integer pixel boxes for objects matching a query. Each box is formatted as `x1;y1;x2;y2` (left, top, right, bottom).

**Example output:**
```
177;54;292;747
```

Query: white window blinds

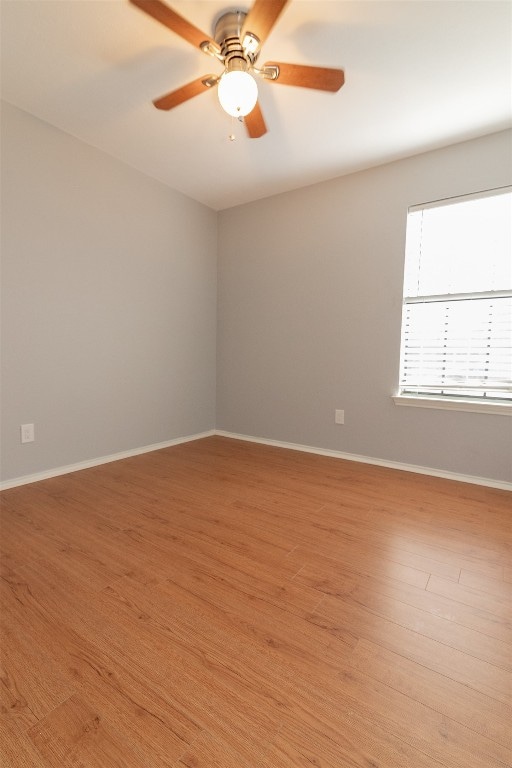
399;188;512;402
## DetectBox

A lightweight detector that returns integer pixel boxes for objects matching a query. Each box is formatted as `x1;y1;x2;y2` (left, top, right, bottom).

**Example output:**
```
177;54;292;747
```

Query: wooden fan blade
245;101;267;138
153;76;217;110
241;0;289;48
265;62;345;92
129;0;218;50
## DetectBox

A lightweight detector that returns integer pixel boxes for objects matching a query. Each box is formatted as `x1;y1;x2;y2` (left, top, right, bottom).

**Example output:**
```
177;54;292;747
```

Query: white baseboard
0;430;216;490
2;428;510;493
215;430;512;492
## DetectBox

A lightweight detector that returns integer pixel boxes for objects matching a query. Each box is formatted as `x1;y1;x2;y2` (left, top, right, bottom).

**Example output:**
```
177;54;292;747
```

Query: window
396;187;512;413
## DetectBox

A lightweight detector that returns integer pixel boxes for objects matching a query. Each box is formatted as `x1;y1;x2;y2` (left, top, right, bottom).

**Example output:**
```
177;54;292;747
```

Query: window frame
395;186;512;416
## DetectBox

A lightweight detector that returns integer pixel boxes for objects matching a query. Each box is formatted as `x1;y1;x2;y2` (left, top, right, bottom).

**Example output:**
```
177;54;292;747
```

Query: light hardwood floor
1;435;511;767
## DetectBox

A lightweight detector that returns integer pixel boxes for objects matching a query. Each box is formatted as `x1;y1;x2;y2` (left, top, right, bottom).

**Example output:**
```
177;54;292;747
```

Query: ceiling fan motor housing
214;11;259;72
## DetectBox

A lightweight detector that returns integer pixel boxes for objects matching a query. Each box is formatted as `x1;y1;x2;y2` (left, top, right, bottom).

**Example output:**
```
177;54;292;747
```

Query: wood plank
1;514;132;593
258;723;444;768
427;574;512;617
0;573;204;768
1;674;38;731
229;499;463;580
280;665;510;768
1;622;75;725
292;549;512;644
261;679;449;768
287;541;431;589
351;638;512;752
176;730;253;768
28;694;138;767
318;491;510;561
105;569;351;683
293;560;512;670
459;569;512;598
0;715;51;767
4;562;286;766
311;594;512;704
119;519;300;583
153;544;323;619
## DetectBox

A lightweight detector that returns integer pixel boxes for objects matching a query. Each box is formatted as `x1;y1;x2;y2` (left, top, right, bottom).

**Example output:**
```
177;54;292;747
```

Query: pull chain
228;114;236;142
228;115;246;142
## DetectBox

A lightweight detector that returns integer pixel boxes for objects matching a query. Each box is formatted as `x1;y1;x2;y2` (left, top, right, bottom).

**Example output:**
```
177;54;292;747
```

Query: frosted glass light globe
218;70;258;117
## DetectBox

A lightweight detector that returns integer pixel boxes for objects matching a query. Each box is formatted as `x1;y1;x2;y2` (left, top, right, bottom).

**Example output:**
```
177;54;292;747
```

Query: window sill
393;395;512;415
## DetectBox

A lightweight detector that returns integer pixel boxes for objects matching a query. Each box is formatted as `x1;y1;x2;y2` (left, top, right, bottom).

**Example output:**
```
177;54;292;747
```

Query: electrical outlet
21;423;35;443
335;409;345;425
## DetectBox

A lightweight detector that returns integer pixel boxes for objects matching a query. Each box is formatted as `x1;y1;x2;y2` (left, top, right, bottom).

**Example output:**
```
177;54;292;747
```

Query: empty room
1;1;511;766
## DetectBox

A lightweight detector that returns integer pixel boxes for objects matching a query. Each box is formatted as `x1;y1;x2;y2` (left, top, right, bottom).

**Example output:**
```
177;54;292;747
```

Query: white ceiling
1;0;511;210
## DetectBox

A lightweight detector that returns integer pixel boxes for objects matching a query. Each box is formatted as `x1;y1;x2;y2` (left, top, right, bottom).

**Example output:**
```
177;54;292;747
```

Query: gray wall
1;102;217;481
217;130;512;483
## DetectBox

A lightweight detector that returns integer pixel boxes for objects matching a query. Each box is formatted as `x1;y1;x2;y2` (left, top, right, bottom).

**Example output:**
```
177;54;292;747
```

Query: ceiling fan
129;0;345;138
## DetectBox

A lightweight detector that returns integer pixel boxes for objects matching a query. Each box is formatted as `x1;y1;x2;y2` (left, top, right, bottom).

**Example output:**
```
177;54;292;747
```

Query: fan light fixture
218;70;258;117
129;0;346;139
